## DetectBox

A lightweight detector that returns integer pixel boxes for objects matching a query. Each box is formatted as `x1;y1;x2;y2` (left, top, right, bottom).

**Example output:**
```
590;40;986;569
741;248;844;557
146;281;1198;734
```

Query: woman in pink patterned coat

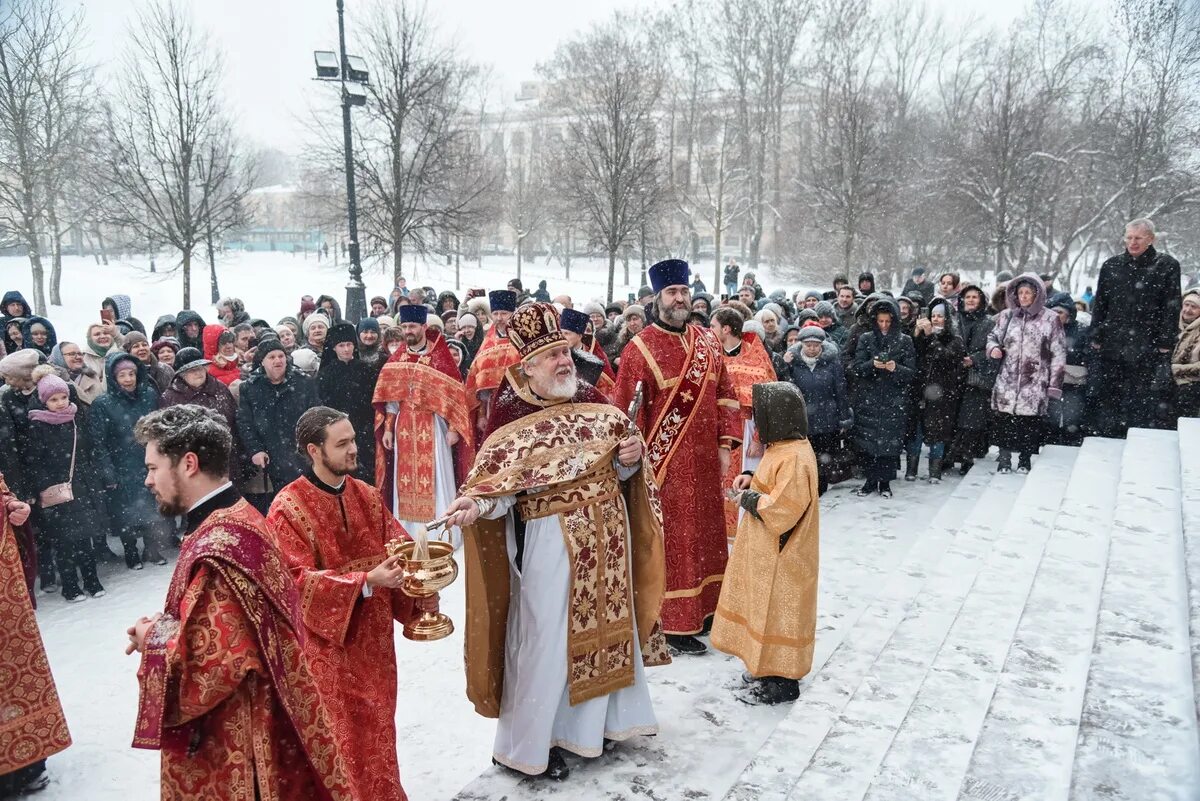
987;272;1066;474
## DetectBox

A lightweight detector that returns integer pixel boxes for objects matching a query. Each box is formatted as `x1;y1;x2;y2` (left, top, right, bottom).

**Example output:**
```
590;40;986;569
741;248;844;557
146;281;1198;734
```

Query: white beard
546;374;579;400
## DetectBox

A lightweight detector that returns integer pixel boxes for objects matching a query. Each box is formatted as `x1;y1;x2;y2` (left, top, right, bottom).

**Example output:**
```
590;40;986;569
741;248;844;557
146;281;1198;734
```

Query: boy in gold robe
712;381;820;705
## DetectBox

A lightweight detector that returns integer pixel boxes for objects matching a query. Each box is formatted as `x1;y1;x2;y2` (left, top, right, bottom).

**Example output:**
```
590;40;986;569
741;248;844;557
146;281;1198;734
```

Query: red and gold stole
720;333;777;539
635;325;724;485
134;503;320;757
463;329;520;410
372;330;473;520
461;389;670;718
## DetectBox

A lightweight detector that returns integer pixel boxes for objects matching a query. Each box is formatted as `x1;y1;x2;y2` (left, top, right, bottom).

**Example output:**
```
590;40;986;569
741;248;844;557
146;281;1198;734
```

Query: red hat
507;302;565;362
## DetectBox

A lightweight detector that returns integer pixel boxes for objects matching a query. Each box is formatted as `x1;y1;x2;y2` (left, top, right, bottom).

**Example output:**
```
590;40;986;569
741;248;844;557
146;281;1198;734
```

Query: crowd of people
0;215;1194;797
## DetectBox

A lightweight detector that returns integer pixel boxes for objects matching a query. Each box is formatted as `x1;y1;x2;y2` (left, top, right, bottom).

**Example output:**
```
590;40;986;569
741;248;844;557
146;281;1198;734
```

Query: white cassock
386;403;461;547
483;458;658;775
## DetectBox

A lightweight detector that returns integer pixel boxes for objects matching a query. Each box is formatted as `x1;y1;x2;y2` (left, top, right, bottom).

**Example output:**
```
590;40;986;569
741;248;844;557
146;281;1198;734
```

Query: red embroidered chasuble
0;473;71;777
611;323;742;634
586;337;618;396
719;334;778;541
372;329;474;519
267;476;417;801
132;499;352;801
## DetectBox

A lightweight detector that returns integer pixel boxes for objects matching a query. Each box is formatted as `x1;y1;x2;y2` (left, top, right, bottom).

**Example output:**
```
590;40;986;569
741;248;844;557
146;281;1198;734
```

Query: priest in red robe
1;470;71;796
463;290;521;432
560;307;617;396
127;406;352;801
711;307;778;541
612;259;742;655
269;406;438;801
373;305;474;547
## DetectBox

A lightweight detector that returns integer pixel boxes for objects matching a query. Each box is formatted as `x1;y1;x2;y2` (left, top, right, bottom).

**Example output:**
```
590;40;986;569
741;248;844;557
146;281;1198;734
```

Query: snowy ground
1;251;793;341
29;476;957;801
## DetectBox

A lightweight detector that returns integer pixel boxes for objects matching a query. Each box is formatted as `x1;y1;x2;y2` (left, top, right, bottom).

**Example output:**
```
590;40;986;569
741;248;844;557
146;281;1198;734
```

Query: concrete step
956;437;1125;801
1068;428;1200;801
1178;417;1200;722
724;466;997;801
762;466;1036;801
862;445;1080;801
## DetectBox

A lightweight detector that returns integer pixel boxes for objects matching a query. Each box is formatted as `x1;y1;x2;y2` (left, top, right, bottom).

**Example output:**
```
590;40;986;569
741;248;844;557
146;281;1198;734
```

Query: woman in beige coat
712;381;819;705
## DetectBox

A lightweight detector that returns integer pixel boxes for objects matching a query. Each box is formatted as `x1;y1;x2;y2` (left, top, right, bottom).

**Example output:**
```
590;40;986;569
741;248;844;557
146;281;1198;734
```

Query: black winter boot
904;454;919;481
928;460;943;484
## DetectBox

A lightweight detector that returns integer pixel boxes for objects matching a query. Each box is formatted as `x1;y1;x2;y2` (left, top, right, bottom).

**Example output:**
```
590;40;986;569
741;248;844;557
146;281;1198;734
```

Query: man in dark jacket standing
1089;218;1181;437
237;339;319;512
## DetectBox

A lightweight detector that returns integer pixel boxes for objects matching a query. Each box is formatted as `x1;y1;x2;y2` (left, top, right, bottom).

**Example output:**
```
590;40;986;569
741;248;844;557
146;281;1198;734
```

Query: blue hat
560;308;589;336
489;290;517;313
398;305;428;325
356;317;380;333
649;259;690;293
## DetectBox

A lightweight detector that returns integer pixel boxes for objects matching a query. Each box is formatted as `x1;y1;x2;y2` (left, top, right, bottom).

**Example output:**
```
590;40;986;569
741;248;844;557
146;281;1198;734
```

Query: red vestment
372;329;474;518
0;473;71;778
719;334;778;540
463;326;520;424
612;323;742;634
133;497;352;801
585;336;618;396
267;476;417;801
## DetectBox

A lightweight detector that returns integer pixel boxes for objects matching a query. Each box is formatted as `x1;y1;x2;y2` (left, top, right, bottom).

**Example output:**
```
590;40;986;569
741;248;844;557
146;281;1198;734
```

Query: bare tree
678;117;748;290
103;0;251;310
332;0;499;284
501;127;551;280
0;0;90;314
541;11;668;302
718;0;810;270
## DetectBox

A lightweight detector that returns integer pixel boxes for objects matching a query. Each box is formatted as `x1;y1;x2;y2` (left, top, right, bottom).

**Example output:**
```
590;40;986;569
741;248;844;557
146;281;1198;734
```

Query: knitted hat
583;301;605;317
797;324;827;343
253;339;288;370
291;348;320;373
623;304;646;321
174;347;211;375
356;317;381;334
457;313;478;329
34;364;69;402
0;348;41;382
122;331;149;350
151;337;180;354
302;312;331;335
814;300;838;320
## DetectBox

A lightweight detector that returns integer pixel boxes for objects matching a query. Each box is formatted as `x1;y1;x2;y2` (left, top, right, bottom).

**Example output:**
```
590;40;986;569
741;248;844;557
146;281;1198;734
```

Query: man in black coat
237;339;319;511
1088;218;1182;437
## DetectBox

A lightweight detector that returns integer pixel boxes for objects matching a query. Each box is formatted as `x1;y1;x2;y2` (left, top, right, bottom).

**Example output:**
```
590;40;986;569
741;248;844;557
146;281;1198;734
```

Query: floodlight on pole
314;50;339;79
346;55;370;84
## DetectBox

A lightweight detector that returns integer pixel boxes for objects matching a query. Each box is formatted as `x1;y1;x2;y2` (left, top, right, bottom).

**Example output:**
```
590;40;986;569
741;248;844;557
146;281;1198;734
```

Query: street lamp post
314;1;370;322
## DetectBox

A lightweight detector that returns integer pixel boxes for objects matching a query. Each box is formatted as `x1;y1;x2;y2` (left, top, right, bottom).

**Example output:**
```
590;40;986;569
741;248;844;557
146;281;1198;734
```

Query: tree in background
541;11;668;303
103;0;252;310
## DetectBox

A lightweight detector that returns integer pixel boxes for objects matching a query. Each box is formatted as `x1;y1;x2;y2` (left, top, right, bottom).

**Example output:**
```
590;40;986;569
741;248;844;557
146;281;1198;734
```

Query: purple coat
987;273;1066;417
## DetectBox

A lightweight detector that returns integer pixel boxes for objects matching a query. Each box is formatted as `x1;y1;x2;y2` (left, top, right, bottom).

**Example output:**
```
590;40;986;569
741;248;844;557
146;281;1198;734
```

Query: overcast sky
74;0;1029;155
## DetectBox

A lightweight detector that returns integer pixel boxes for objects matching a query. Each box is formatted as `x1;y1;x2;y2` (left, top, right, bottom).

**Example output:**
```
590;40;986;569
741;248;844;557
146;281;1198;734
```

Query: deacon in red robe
373;305;474;546
269;406;437;801
1;470;71;796
711;309;779;541
127;406;351;801
612;259;742;655
561;307;617;396
464;289;521;432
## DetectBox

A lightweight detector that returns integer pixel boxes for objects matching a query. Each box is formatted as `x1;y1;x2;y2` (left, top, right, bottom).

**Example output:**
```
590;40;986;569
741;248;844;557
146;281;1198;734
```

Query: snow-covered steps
1068;428;1200;800
451;474;969;801
1179;417;1200;721
955;437;1124;801
761;465;1036;801
723;466;997;801
861;445;1081;801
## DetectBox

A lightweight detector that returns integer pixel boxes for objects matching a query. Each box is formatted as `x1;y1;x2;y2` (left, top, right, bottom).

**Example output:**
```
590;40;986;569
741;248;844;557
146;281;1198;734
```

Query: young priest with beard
126;405;352;801
267;406;438;801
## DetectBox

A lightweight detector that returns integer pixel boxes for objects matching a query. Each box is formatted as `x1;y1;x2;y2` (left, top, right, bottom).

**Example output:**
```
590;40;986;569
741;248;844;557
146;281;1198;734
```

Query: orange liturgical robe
463;326;521;427
267;473;417;801
132;488;352;801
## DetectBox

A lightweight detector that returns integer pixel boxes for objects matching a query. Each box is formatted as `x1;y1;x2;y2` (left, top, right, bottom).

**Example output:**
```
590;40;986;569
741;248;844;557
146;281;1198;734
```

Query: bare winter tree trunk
607;249;617;303
93;226;108;265
26;248;47;315
47;198;63;306
206;219;220;303
516;236;523;281
182;250;191;310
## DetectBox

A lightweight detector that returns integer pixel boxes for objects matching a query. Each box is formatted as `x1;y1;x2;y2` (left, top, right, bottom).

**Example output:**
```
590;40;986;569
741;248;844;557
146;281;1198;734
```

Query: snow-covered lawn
1;251;788;341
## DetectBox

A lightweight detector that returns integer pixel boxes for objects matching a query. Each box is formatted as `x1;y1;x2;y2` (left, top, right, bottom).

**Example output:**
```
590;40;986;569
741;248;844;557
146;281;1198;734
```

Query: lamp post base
345;279;367;323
